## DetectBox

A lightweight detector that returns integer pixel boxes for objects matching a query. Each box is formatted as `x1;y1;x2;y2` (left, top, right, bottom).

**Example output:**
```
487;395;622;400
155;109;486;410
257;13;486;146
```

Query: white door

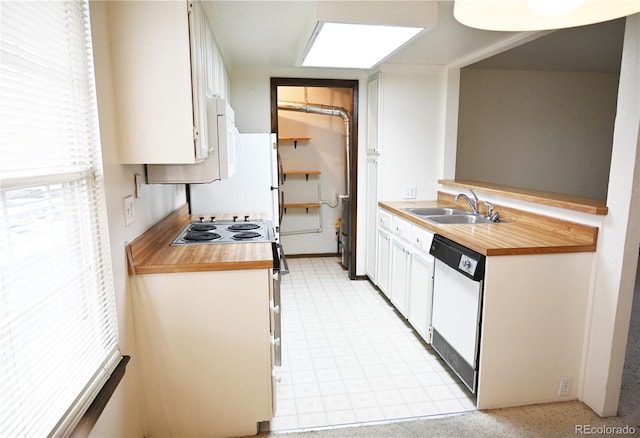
365;156;378;280
390;238;410;317
408;251;434;343
377;228;391;297
269;133;280;231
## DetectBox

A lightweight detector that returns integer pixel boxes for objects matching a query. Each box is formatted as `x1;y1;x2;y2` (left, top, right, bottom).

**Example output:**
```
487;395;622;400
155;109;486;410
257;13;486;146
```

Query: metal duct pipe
277;100;351;196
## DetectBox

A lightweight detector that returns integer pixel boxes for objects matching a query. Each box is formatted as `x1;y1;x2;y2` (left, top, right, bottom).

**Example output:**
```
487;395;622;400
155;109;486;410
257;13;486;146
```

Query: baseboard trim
286;253;339;259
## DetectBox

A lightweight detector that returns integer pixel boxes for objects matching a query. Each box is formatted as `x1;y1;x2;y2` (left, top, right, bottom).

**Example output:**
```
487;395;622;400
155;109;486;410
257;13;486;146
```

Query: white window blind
0;1;121;436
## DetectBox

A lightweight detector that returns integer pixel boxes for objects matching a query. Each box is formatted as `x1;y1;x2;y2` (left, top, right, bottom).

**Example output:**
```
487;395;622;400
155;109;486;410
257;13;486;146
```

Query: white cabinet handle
271;304;280;314
272;337;281;347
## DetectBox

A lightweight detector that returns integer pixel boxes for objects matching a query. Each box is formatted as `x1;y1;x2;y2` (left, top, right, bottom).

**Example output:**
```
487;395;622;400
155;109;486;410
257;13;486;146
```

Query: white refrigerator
189;133;281;232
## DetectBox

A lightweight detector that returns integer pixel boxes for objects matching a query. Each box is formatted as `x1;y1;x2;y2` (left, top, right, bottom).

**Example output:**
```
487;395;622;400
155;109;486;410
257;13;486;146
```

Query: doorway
270;78;358;280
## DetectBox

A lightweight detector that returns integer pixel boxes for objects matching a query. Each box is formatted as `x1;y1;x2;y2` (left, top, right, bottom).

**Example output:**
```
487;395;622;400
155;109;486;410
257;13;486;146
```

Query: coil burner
183;231;222;241
171;217;273;245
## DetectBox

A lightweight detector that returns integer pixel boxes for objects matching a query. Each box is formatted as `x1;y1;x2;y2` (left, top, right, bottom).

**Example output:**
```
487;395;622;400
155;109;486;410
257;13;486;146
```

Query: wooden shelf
282;169;321;181
278;137;311;149
283;203;321;214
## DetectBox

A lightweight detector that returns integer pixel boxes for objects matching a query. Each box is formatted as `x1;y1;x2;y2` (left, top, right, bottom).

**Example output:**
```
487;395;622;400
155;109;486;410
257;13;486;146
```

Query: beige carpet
258;400;638;438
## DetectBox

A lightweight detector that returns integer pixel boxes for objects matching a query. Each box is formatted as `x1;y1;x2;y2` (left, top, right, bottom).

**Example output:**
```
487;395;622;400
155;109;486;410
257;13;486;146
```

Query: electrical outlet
402;185;417;199
124;196;135;226
134;174;143;199
558;376;572;396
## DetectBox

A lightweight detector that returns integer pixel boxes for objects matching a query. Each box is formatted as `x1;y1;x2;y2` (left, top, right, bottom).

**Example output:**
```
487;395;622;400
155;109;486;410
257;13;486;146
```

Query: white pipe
280;185;337;236
277;100;351;196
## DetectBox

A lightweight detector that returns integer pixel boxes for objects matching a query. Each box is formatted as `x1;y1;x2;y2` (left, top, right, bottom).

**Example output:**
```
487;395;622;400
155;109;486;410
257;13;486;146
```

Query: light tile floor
270;257;477;432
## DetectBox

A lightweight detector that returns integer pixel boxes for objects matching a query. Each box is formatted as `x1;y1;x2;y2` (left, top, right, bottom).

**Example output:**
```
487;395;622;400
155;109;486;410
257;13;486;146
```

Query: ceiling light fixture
300;22;424;69
453;0;640;31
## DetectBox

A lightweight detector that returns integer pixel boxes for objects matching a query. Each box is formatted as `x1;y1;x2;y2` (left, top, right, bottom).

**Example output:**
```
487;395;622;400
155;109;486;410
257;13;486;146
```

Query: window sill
70;355;131;437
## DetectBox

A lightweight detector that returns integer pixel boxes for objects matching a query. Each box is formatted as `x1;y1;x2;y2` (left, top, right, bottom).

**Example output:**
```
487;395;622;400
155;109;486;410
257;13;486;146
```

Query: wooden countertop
379;194;598;256
439;179;608;215
126;205;274;274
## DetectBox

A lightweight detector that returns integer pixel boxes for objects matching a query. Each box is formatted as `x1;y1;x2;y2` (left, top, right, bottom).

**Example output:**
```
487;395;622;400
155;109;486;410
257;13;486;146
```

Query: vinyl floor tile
270;257;476;432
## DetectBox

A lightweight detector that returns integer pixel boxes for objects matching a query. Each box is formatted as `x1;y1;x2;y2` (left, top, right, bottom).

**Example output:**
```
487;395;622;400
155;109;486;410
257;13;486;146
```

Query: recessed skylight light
301;22;424;69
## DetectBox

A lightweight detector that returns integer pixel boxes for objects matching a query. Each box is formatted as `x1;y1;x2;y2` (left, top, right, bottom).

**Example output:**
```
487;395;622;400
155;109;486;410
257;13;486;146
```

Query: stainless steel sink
402;207;467;216
427;214;494;224
401;206;504;224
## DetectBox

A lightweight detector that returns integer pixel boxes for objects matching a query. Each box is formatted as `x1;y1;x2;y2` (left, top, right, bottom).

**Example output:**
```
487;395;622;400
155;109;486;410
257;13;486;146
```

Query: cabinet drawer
392;215;412;241
379;209;393;231
412;225;434;252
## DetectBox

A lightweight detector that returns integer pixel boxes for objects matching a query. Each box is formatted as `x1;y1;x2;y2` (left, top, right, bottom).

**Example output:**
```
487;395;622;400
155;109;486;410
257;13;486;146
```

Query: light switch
402;185;417;199
135;174;143;199
124;196;135;226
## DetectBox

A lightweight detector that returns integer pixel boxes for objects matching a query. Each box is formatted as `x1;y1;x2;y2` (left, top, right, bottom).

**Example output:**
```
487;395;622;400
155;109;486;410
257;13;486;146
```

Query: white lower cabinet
377;228;392;297
376;208;435;343
390;238;411;317
408;250;435;342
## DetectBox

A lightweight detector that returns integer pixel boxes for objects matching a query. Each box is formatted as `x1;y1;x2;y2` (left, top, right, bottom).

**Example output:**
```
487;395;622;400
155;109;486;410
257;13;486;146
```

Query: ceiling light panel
301;22;424;69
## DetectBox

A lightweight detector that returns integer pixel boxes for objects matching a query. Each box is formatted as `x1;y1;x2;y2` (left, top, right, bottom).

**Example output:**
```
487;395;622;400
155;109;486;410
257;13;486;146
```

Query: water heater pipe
277;100;351;196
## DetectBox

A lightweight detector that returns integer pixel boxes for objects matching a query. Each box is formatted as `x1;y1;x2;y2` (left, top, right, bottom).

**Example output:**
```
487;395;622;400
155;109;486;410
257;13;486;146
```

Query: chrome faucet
484;201;494;218
455;189;479;214
484;201;500;222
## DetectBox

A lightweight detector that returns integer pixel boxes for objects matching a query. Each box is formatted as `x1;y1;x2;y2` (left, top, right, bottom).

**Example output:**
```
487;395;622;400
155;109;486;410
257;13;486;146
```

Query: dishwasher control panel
430;234;485;281
459;254;478;277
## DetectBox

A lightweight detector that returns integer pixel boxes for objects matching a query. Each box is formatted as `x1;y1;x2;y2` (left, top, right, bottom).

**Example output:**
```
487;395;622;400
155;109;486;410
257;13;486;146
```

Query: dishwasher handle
429;234;485;281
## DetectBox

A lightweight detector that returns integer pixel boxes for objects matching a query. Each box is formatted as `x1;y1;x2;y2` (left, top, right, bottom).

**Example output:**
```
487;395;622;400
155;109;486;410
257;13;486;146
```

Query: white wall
581;14;640;416
376;66;446;202
89;2;187;436
456;68;619;200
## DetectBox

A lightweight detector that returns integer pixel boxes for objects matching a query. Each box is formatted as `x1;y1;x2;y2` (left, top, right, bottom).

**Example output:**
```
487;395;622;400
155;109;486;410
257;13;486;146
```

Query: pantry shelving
278;137;310;149
282;169;321;181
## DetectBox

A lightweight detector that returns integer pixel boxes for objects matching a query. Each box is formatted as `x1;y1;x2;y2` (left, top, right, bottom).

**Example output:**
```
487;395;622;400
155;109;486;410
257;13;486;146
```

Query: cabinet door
366;156;379;280
390;238;410;317
408;251;434;343
366;73;381;154
108;0;196;164
190;0;211;160
377;228;391;297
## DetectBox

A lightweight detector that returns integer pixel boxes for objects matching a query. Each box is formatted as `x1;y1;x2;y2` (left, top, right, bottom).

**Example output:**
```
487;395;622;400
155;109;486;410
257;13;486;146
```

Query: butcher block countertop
380;193;599;256
127;205;274;274
439;179;608;215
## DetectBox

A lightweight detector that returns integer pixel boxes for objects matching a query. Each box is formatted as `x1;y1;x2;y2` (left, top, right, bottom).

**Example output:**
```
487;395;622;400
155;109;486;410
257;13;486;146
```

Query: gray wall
456;68;619;200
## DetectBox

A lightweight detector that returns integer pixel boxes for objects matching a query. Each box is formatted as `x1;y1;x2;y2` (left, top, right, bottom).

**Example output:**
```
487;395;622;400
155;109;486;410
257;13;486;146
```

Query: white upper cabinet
366;73;382;155
108;0;223;164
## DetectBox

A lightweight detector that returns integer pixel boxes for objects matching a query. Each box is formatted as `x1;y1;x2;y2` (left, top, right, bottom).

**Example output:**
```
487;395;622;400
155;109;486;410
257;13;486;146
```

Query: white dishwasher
429;234;485;394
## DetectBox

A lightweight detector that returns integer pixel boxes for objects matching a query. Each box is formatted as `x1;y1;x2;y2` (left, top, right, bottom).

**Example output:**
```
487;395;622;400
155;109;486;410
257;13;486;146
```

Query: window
0;1;120;436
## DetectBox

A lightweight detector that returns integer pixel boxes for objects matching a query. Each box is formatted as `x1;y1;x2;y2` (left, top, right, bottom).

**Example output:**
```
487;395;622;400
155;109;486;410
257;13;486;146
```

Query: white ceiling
207;1;626;73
